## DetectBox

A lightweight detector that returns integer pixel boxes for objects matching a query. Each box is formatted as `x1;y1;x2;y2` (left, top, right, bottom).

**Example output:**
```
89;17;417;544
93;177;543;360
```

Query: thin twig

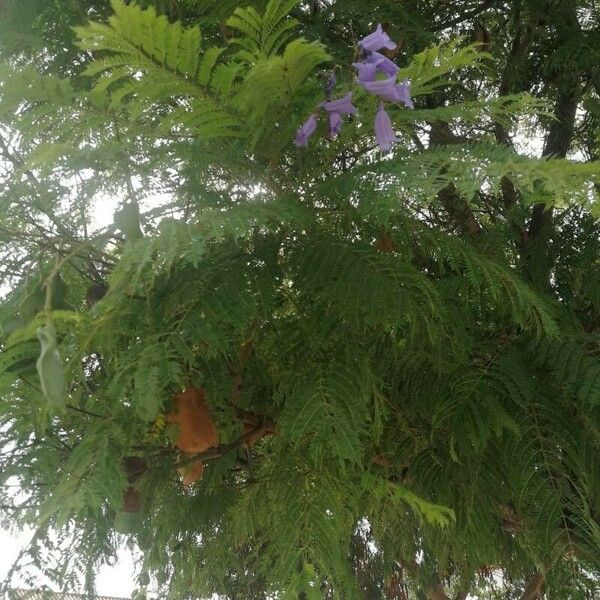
65;403;107;419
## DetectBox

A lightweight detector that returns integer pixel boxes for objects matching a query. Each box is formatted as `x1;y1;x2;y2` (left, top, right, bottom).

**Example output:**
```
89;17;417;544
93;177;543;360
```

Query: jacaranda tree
1;0;600;598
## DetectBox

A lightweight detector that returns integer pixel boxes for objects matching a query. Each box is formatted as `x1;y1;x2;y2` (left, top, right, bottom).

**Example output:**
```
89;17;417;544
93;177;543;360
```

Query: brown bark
494;5;541;219
429;119;482;239
494;5;540;148
429;583;451;600
437;182;483;238
519;569;546;600
527;81;580;240
523;1;582;286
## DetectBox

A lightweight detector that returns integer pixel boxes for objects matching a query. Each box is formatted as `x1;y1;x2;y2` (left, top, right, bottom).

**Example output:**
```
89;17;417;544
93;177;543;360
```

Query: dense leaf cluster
1;1;600;598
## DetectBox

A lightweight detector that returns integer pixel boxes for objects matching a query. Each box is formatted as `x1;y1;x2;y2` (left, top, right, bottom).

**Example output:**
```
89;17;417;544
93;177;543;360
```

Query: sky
0;526;138;597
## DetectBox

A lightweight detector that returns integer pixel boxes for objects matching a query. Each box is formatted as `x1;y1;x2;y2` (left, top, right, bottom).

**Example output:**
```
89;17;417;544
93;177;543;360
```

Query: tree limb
494;4;540;223
524;1;582;286
429;119;482;239
432;0;502;32
519;569;546;600
429;583;451;600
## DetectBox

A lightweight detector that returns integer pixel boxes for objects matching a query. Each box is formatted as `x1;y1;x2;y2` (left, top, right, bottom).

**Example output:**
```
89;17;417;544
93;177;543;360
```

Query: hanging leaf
114;202;143;241
36;323;66;410
178;460;205;486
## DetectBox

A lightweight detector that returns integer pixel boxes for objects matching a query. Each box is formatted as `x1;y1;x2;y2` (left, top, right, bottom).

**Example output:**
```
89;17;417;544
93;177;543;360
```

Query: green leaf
36;323;66;410
114;202;143;241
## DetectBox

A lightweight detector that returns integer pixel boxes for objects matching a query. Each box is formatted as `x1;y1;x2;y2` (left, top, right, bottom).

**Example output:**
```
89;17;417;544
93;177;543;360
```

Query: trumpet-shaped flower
358;75;400;100
295;114;318;147
320;92;357;115
359;24;397;52
395;79;414;109
368;51;399;77
353;52;399;82
328;112;343;138
324;71;337;99
374;103;398;151
352;60;378;83
359;75;415;108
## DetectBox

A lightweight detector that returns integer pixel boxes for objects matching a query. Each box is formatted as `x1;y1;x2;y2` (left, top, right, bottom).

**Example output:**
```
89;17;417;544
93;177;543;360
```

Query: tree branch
65;403;107;419
432;0;502;32
0;128;74;238
494;5;539;147
524;2;582;286
519;569;546;600
429;119;482;239
494;4;540;227
429;583;451;600
173;424;269;469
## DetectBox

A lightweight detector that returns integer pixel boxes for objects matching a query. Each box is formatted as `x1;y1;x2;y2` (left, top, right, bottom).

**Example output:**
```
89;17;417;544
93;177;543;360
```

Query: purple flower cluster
295;91;358;147
295;24;413;152
321;92;357;138
354;23;413;151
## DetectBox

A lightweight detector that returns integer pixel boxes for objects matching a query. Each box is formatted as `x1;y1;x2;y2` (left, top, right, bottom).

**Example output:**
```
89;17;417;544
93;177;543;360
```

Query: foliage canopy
1;0;600;598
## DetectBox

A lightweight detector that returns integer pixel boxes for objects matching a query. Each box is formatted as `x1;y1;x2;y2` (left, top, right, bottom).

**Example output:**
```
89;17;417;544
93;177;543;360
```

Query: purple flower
368;51;399;77
328;112;342;138
359;24;397;52
320;92;357;115
374;103;398;151
353;53;398;82
324;71;337;99
358;75;400;101
352;60;379;83
395;79;414;109
295;114;317;147
359;75;415;108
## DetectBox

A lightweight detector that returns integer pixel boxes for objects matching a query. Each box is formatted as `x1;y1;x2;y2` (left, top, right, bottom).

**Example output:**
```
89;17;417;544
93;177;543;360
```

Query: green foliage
278;360;374;468
364;472;456;528
72;0;328;149
1;0;600;598
398;37;488;97
531;337;600;406
226;0;301;58
114;202;143;241
378;143;600;209
35;323;66;411
234;37;330;134
75;0;240;140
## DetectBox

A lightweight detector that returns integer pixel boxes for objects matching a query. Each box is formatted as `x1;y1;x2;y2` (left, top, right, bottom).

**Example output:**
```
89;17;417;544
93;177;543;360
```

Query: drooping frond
75;0;240;139
227;0;301;58
531;337;600;405
398;37;488;96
